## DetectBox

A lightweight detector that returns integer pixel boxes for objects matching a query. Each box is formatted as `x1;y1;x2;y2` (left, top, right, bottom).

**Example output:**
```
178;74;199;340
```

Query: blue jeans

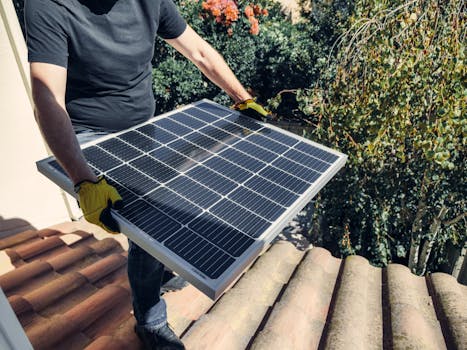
76;128;167;329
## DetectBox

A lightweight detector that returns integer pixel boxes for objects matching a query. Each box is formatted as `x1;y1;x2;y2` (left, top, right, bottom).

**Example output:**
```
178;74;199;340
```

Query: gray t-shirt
25;0;187;132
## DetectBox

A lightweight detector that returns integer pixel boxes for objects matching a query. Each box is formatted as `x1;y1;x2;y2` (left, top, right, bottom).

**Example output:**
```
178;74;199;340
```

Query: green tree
297;0;466;274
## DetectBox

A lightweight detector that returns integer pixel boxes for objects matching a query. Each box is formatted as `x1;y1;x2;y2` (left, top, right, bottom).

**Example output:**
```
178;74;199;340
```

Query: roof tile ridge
386;263;447;349
64;282;131;331
165;284;215;336
7;294;34;318
88;237;124;256
83;316;141;350
426;272;467;349
22;271;88;312
250;246;342;350
26;313;79;349
182;241;304;350
0;260;52;293
78;252;127;284
37;228;63;238
318;254;383;349
46;245;95;272
0;230;39;250
14;235;65;260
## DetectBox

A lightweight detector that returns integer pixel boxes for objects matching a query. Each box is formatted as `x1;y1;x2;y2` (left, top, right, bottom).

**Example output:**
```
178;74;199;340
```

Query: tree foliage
298;0;466;273
152;0;330;114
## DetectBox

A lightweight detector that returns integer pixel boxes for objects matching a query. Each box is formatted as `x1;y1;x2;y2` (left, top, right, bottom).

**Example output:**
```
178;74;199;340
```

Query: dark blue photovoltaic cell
295;142;338;163
225;114;263;131
203;157;253;183
194;102;232;117
283;149;331;173
259;128;299;147
210;199;271;238
164;228;235;279
150;147;196;172
186;165;237;195
245;134;288;154
184;132;224;151
83;146;121;172
271;157;321;184
244;176;298;207
213;119;246;136
234;140;277;163
173;112;207;129
118;131;160;153
41;100;344;290
167;176;221;208
137;124;177;144
156;117;193;136
218;148;266;173
99;138;143;161
167;139;212;163
199;125;240;146
131;156;178;183
184;107;219;123
227;187;285;221
259;166;309;194
145;187;202;225
189;213;254;257
106;177;139;205
107;165;158;195
118;200;181;241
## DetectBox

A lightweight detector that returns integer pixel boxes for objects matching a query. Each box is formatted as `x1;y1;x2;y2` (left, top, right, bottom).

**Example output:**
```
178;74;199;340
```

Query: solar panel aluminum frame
36;99;347;300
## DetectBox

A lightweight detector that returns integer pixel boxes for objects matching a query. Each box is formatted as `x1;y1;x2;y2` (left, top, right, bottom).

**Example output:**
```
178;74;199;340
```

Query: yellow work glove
74;176;124;233
232;98;272;122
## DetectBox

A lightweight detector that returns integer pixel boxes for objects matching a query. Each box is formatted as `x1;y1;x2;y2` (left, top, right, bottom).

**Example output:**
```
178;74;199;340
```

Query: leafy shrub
152;0;328;113
297;0;466;273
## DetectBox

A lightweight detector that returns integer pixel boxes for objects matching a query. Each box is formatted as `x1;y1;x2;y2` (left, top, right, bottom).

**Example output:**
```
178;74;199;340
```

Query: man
25;0;268;348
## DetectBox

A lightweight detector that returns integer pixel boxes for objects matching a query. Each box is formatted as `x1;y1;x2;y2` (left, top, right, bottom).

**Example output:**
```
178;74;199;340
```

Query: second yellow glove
75;176;124;233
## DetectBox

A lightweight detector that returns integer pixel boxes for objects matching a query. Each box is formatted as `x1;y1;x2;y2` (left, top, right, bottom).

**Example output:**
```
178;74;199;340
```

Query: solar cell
36;99;347;299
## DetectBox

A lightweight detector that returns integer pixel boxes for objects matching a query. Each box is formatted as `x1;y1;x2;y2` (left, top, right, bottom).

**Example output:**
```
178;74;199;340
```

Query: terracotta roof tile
79;253;127;284
322;255;383;349
430;273;467;349
24;272;88;312
14;236;67;260
0;230;39;250
182;241;303;349
387;264;446;350
0;260;52;293
1;222;466;350
251;247;341;349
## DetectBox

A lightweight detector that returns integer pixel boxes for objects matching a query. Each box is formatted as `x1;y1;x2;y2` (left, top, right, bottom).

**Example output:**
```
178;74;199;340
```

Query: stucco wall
0;0;71;236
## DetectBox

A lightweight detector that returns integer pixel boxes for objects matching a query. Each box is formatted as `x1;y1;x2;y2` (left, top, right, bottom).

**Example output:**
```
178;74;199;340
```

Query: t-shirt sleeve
24;0;69;68
157;0;187;39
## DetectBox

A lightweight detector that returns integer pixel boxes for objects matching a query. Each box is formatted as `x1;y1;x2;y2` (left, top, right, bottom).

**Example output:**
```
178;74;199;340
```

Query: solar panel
36;99;347;299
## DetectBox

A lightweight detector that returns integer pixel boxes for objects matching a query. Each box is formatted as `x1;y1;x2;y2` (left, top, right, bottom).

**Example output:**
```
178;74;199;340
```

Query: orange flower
202;1;209;10
244;5;254;18
225;3;239;21
211;7;221;16
262;8;268;16
249;16;259;35
253;4;261;16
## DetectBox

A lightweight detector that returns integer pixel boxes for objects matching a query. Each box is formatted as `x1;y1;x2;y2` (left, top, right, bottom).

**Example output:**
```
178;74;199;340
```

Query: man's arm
165;26;252;103
30;62;97;185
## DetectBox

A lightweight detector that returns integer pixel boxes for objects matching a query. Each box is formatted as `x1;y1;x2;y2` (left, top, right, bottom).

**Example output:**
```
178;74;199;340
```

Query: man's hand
233;99;272;122
75;176;124;233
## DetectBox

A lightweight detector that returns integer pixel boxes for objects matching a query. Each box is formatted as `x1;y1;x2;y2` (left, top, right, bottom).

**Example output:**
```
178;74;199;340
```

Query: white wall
0;0;72;235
